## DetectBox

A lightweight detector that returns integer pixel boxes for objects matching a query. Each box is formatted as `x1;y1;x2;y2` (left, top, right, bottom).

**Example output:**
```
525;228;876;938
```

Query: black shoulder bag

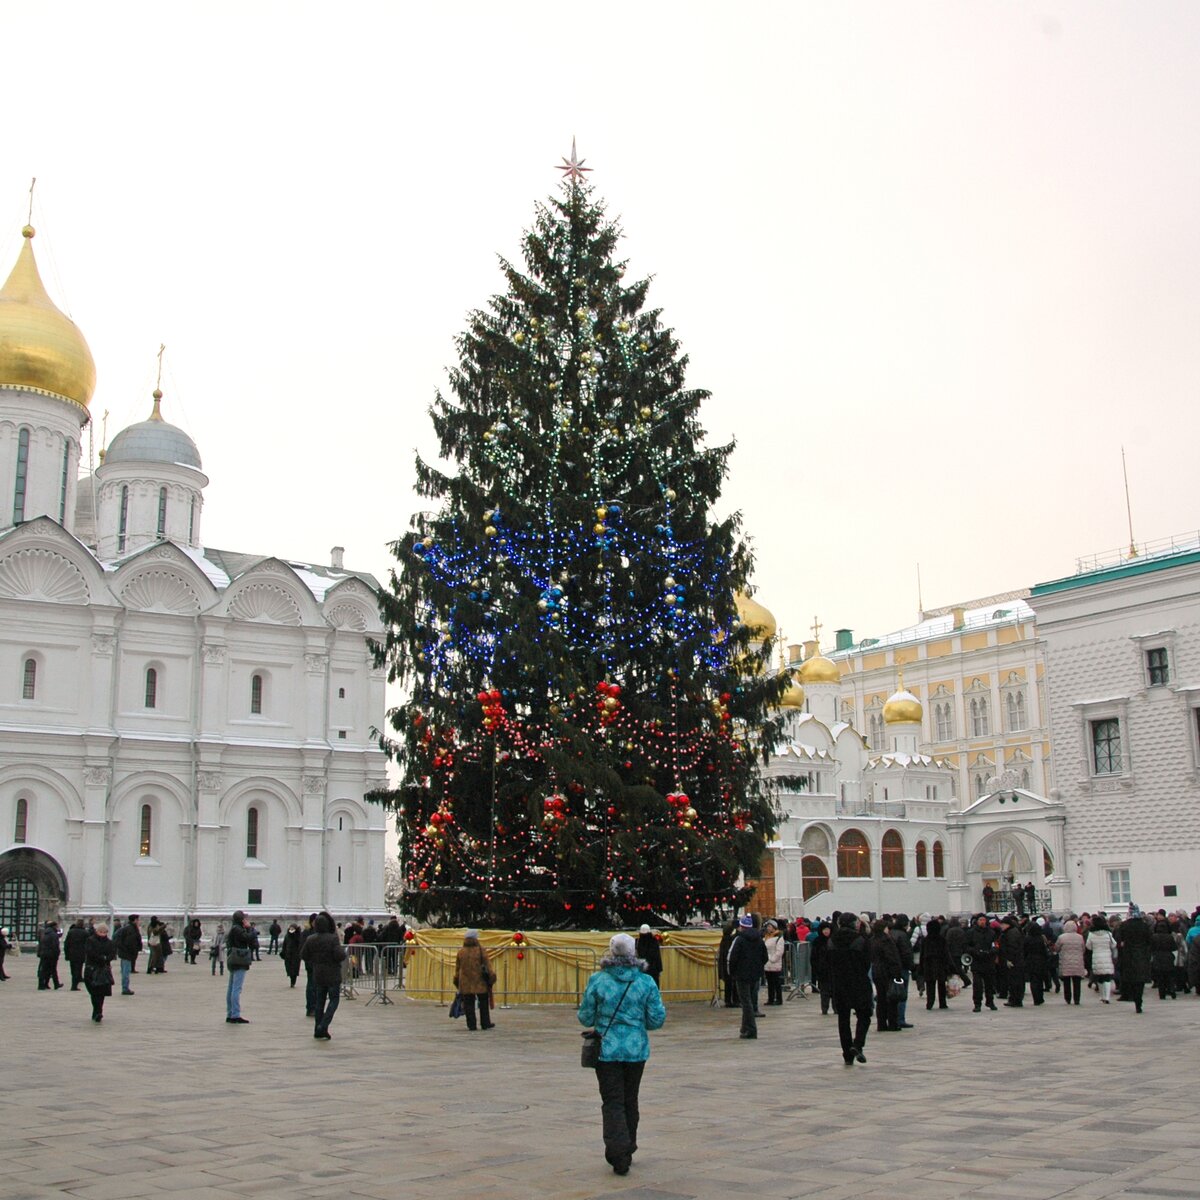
581;978;634;1069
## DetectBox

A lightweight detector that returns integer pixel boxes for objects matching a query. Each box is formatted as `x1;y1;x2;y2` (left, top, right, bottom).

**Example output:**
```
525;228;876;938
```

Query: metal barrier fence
333;940;721;1008
785;941;812;1000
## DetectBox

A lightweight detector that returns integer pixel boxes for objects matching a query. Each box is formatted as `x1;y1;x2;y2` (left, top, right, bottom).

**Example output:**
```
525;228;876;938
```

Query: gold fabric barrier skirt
401;928;721;1004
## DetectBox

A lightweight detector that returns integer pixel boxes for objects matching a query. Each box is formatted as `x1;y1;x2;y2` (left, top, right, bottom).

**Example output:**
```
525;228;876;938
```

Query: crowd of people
717;906;1200;1065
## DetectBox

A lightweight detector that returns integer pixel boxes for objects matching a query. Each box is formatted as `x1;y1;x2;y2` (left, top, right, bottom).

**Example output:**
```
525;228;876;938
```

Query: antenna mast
1122;447;1137;558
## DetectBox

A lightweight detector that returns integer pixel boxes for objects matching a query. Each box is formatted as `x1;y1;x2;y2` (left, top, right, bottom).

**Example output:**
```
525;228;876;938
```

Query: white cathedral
0;223;388;941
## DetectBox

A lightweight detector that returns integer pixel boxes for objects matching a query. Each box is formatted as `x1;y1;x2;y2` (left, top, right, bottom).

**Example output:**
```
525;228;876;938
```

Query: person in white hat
635;925;663;987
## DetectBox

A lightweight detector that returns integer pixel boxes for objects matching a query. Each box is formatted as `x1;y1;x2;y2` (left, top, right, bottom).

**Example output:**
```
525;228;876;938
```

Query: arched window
250;674;263;715
22;658;37;700
971;697;989;737
144;667;158;709
188;496;196;545
932;841;945;879
975;773;986;799
1021;767;1031;790
14;796;28;843
118;485;130;553
1043;847;1053;877
801;855;831;900
935;702;953;741
837;829;871;878
881;829;905;878
139;804;152;857
800;826;832;856
157;486;168;538
868;713;885;751
915;840;928;878
13;426;30;524
246;805;260;859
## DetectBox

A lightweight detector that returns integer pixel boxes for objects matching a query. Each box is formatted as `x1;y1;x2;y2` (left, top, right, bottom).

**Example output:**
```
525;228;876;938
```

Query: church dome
734;591;777;641
779;677;806;708
0;227;96;412
797;653;840;685
106;391;202;469
883;688;923;724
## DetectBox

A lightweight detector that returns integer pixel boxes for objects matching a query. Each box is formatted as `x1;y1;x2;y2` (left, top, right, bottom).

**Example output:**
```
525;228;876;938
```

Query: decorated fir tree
372;154;786;927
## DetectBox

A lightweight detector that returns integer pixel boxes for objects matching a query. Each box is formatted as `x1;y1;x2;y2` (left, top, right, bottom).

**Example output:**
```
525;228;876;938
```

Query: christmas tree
372;153;786;928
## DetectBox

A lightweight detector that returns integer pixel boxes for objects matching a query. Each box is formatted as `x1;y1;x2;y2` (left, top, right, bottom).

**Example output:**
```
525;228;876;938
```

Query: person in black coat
1000;916;1026;1007
83;923;117;1022
36;922;62;990
1023;920;1050;1005
810;921;833;1014
726;916;768;1039
1116;915;1152;1012
635;926;663;988
64;920;89;990
281;924;303;987
889;914;915;1028
717;920;737;1008
965;914;998;1011
921;919;952;1010
869;919;902;1032
1150;920;1178;1000
828;913;873;1064
300;913;347;1039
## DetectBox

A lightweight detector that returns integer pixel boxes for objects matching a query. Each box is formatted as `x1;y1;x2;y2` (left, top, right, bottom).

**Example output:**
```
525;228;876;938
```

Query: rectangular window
22;658;36;700
157;486;167;538
59;440;71;523
14;797;28;843
246;806;259;859
1106;867;1131;906
1164;884;1178;898
247;888;263;905
1091;718;1122;775
144;668;157;709
250;674;263;715
1146;647;1169;687
188;497;196;545
118;485;129;553
13;428;30;524
139;804;152;857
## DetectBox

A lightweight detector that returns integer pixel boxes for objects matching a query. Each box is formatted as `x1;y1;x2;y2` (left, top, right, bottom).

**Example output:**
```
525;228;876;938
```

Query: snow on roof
834;596;1035;657
179;545;231;588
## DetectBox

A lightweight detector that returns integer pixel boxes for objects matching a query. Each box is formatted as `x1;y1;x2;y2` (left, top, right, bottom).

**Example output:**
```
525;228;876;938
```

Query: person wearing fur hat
578;933;666;1176
453;930;496;1031
635;925;663;988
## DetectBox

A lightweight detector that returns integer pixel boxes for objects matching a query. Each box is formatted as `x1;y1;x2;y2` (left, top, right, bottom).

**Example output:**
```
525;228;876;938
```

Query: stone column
80;762;111;909
303;652;329;746
198;641;227;739
945;819;971;914
302;772;327;909
194;770;224;910
87;630;117;735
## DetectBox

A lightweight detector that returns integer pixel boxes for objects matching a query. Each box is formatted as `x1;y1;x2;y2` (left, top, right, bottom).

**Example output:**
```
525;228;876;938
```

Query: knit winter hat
738;915;754;928
610;933;636;957
639;924;652;934
465;929;480;940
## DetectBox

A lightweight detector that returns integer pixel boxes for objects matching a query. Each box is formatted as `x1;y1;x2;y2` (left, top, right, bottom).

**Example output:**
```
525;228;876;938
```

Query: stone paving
2;952;1198;1200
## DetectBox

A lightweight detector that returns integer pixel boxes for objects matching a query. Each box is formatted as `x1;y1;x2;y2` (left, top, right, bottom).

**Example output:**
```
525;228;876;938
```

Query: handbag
887;976;906;1001
581;978;634;1069
449;993;463;1019
226;941;253;969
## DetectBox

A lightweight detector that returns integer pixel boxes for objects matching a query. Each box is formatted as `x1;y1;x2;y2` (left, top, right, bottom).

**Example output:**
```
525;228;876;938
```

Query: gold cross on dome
811;615;823;643
556;137;592;183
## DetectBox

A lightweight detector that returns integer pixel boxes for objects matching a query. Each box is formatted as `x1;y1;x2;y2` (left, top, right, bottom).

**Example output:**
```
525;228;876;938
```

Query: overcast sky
5;2;1198;646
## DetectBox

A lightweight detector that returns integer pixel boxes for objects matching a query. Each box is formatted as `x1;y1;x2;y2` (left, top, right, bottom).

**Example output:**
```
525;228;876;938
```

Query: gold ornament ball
548;381;558;391
422;536;433;547
665;489;677;502
684;807;697;820
485;525;497;537
618;320;630;333
604;696;619;711
596;506;608;519
640;406;652;419
593;522;606;535
514;331;525;344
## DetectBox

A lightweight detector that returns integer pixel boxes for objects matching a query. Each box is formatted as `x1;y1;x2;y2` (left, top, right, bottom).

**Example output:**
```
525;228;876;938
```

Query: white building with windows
739;605;1069;920
0;224;388;942
1029;538;1200;914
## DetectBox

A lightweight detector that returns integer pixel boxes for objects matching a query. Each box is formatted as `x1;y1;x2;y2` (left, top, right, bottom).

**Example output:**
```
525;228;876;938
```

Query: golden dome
883;688;923;724
779;676;806;708
734;591;777;641
797;653;840;685
0;226;95;412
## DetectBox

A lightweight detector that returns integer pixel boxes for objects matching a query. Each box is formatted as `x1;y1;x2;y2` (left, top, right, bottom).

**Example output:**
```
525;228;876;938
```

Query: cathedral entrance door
0;877;39;943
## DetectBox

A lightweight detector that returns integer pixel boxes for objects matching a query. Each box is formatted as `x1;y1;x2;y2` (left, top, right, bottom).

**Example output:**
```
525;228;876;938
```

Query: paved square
2;953;1198;1200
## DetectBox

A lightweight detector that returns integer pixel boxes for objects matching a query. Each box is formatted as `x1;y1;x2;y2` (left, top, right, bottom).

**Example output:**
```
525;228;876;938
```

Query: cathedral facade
0;224;388;941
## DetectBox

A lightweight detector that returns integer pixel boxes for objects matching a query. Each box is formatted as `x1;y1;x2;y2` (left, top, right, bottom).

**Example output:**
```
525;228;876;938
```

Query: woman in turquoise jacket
577;933;666;1176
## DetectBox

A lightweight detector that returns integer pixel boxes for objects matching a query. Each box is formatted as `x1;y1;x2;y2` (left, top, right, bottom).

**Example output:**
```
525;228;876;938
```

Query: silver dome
105;419;202;470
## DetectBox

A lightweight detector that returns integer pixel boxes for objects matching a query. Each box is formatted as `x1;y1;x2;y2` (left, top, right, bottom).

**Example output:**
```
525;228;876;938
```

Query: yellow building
813;593;1052;805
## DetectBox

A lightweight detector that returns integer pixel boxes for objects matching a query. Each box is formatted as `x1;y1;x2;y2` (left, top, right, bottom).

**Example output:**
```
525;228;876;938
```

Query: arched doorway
0;848;68;941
